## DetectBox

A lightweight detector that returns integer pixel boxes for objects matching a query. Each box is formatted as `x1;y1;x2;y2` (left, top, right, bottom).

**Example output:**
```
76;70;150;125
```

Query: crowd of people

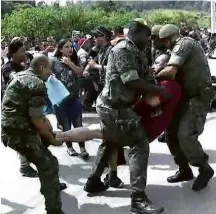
1;18;216;214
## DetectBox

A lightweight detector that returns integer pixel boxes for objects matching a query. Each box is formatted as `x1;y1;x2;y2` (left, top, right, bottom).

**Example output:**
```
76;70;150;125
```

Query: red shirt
134;80;181;142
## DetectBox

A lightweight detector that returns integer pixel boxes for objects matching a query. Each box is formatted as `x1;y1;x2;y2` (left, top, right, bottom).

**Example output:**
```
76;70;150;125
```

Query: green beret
159;24;179;39
151;25;163;36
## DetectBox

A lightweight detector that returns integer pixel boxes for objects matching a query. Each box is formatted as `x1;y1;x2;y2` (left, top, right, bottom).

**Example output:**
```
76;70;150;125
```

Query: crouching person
1;54;65;214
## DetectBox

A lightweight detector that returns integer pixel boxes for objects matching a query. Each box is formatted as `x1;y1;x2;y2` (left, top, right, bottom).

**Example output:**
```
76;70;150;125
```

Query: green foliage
1;1;35;18
1;5;211;38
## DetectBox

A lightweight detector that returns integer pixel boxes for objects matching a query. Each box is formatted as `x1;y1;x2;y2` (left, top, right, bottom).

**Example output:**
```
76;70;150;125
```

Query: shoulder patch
172;38;193;55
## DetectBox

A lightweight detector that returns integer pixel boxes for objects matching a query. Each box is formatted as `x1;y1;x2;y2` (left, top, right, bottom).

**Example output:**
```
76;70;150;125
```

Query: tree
1;1;13;18
91;0;118;12
1;5;210;38
1;0;35;18
13;3;33;10
37;1;46;6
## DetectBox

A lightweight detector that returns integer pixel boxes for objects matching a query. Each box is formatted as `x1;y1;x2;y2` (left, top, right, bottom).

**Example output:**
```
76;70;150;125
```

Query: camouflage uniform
1;68;62;213
95;38;149;192
151;25;170;63
97;43;113;86
1;61;35;176
165;37;214;167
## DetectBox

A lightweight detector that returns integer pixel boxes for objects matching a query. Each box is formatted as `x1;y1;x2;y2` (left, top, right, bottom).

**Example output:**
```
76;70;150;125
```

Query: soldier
151;25;170;62
156;24;214;191
84;27;126;191
1;54;66;214
86;19;166;214
87;26;113;87
151;25;171;143
1;39;38;178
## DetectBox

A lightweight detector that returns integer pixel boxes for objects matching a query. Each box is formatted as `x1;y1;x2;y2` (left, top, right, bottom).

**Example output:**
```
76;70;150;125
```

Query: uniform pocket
190;98;207;135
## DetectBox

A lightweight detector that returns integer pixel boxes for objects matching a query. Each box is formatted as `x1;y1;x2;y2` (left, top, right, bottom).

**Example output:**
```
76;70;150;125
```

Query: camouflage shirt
97;43;113;85
167;37;212;97
96;38;146;108
1;68;47;129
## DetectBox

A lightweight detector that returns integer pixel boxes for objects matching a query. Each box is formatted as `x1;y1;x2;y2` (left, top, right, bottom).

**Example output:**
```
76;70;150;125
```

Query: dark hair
26;52;33;62
128;21;151;37
7;40;24;61
35;45;41;51
114;26;124;35
54;39;79;65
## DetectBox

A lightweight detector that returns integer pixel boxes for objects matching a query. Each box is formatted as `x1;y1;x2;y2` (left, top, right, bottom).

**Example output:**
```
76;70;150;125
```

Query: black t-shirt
1;61;24;98
2;61;24;85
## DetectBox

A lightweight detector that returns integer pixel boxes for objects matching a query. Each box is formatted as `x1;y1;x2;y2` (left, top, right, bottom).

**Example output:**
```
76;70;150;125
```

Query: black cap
92;26;113;40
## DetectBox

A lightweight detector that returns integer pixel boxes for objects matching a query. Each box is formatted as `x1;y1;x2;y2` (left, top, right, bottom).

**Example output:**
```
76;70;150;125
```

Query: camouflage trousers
1;129;62;212
96;105;149;192
19;154;30;168
166;96;212;167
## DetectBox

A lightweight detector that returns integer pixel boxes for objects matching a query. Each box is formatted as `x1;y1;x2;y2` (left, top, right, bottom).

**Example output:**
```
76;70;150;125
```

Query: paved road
1;112;216;214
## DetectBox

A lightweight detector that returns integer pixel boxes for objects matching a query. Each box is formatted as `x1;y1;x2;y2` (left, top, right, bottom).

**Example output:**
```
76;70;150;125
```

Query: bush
1;5;210;38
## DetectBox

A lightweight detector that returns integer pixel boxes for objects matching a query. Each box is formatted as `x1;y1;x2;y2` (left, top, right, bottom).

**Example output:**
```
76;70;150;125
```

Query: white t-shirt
77;48;88;67
1;47;8;58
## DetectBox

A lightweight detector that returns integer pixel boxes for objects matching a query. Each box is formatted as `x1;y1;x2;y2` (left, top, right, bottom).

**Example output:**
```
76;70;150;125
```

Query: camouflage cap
151;25;163;36
159;24;179;39
133;18;148;26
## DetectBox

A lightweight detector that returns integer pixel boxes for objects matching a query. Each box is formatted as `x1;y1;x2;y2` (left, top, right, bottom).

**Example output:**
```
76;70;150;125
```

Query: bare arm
31;116;61;146
155;65;178;80
62;57;83;76
28;80;62;146
67;61;83;76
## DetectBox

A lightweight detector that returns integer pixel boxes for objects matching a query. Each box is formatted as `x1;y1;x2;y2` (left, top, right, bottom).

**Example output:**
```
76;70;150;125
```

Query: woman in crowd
52;39;89;160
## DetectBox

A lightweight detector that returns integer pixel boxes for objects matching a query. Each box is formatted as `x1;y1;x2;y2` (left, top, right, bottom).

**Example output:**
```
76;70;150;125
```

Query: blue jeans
54;97;85;149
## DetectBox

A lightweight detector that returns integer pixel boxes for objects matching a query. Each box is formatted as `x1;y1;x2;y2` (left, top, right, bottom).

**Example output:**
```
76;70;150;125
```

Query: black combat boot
60;182;67;191
167;166;194;183
131;192;164;214
158;133;166;143
192;162;214;191
20;166;38;178
104;171;124;188
84;176;109;193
